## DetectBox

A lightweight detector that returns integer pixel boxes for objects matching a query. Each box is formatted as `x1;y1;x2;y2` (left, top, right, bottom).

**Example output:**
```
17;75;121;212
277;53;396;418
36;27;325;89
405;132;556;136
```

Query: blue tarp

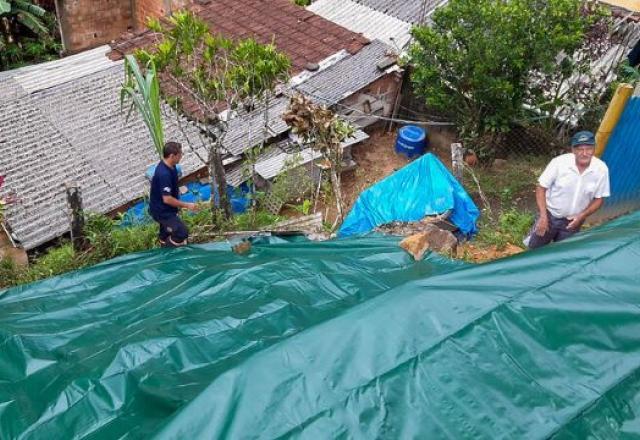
339;153;480;237
120;182;250;226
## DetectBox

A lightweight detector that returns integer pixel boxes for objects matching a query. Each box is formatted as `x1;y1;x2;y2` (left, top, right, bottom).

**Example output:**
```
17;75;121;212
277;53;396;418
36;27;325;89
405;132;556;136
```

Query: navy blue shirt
149;161;179;219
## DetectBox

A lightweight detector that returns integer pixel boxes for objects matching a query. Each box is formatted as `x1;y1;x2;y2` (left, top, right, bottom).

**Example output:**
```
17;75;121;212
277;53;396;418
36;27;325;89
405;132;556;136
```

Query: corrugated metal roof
595;95;640;221
598;0;640;12
292;40;397;105
255;129;369;180
350;0;448;24
11;46;119;93
0;62;204;250
222;97;291;156
308;0;413;50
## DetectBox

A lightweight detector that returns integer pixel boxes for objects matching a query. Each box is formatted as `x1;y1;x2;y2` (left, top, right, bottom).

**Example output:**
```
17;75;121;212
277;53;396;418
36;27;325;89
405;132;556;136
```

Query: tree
283;94;355;223
136;11;290;219
409;0;595;148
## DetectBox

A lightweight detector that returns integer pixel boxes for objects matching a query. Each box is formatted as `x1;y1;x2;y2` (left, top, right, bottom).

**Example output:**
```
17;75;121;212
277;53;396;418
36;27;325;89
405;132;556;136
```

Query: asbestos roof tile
255;129;369;180
0;63;205;250
351;0;448;24
292;39;398;105
308;0;414;49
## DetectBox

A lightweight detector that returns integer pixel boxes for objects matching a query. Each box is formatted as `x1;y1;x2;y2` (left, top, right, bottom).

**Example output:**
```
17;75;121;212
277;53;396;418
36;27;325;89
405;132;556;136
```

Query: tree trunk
330;167;344;222
209;142;232;220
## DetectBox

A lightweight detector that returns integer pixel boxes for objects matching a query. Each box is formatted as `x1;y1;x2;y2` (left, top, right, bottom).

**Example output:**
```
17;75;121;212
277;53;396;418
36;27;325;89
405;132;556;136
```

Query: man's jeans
152;214;189;247
527;210;580;249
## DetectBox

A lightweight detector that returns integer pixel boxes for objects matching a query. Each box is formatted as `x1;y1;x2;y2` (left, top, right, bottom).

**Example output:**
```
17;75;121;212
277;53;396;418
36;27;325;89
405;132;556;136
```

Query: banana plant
0;0;48;36
120;54;165;158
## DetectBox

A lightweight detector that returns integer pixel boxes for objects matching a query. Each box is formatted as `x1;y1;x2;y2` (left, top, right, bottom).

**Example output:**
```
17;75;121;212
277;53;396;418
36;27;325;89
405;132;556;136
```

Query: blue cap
571;131;596;147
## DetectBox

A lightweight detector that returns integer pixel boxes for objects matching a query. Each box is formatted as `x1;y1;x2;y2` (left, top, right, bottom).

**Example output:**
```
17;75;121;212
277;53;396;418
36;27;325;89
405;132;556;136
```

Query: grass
0;206;283;290
462;155;546;252
464;155;548;211
474;208;534;250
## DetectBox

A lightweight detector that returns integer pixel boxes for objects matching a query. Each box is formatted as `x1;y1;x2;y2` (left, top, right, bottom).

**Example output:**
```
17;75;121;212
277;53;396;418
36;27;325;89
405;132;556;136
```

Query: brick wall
55;0;133;53
134;0;189;30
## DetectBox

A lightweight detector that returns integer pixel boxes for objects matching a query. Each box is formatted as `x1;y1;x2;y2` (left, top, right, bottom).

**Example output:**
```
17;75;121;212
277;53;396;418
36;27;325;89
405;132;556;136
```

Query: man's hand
567;214;585;231
535;215;549;237
185;202;200;212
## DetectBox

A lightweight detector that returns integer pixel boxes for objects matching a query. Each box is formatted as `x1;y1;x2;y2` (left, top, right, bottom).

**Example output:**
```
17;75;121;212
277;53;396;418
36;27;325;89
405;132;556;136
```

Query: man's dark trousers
527;210;580;249
153;214;189;247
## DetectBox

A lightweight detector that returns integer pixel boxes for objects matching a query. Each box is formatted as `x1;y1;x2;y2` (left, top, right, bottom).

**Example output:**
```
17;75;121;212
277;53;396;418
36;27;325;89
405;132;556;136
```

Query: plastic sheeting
339;153;480;237
120;182;250;226
2;212;640;439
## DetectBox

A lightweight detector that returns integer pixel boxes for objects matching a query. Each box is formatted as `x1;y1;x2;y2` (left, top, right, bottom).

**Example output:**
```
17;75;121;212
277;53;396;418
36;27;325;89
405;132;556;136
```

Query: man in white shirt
527;130;610;249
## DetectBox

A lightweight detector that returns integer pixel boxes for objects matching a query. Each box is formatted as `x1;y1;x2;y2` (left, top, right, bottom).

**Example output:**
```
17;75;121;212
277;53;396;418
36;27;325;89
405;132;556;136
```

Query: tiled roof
109;0;370;74
0;50;205;250
292;39;398;105
351;0;448;24
308;0;413;49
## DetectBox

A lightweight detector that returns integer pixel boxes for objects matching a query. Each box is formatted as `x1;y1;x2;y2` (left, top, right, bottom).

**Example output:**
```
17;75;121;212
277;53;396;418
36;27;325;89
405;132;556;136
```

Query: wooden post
451;143;464;181
64;182;88;252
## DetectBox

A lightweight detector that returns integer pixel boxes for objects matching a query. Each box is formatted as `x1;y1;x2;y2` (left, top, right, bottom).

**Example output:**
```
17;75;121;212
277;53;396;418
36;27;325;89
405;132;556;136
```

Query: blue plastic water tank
395;125;427;158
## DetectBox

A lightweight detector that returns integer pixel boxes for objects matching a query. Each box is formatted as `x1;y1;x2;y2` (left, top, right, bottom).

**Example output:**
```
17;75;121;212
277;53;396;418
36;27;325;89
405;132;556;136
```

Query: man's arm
534;185;549;236
162;195;199;211
567;198;604;230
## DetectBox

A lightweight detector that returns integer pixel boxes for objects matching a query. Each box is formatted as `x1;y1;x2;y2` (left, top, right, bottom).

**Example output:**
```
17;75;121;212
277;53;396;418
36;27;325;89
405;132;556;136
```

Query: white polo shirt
538;153;610;218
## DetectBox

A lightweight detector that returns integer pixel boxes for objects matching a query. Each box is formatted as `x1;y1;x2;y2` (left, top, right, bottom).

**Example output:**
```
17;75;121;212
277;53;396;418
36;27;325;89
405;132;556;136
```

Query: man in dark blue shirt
149;142;198;247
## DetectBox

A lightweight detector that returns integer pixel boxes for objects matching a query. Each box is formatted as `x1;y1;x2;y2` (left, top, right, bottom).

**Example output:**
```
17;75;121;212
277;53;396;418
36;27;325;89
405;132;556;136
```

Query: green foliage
139;11;290;114
269;153;314;207
475;209;534;250
0;0;47;33
409;0;592;143
121;55;165;158
0;1;61;71
137;11;290;217
293;0;311;6
288;199;312;216
231;211;281;231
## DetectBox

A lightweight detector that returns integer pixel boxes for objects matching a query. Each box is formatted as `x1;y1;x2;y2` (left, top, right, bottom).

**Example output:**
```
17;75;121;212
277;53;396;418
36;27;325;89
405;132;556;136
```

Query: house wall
54;0;189;53
55;0;133;53
134;0;189;30
338;71;402;128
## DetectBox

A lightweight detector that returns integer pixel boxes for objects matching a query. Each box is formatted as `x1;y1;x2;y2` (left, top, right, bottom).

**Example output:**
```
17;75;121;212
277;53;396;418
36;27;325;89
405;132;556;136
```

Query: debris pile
374;215;455;236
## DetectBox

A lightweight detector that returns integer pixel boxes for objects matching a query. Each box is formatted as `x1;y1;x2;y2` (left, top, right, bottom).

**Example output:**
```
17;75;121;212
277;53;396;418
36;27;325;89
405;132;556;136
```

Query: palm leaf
14;9;48;35
14;0;45;16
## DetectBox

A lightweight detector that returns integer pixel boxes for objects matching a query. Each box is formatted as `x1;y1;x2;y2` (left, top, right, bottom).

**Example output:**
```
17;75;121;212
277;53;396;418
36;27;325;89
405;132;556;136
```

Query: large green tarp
1;212;640;439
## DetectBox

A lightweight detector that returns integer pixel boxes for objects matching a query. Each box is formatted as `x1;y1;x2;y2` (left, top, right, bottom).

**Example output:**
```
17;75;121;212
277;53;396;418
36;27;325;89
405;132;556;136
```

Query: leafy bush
409;0;597;152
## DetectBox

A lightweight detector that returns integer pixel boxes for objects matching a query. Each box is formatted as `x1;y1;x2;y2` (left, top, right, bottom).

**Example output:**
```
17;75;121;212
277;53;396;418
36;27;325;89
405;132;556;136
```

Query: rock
0;246;29;267
493;158;508;169
400;224;458;260
232;240;252;255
